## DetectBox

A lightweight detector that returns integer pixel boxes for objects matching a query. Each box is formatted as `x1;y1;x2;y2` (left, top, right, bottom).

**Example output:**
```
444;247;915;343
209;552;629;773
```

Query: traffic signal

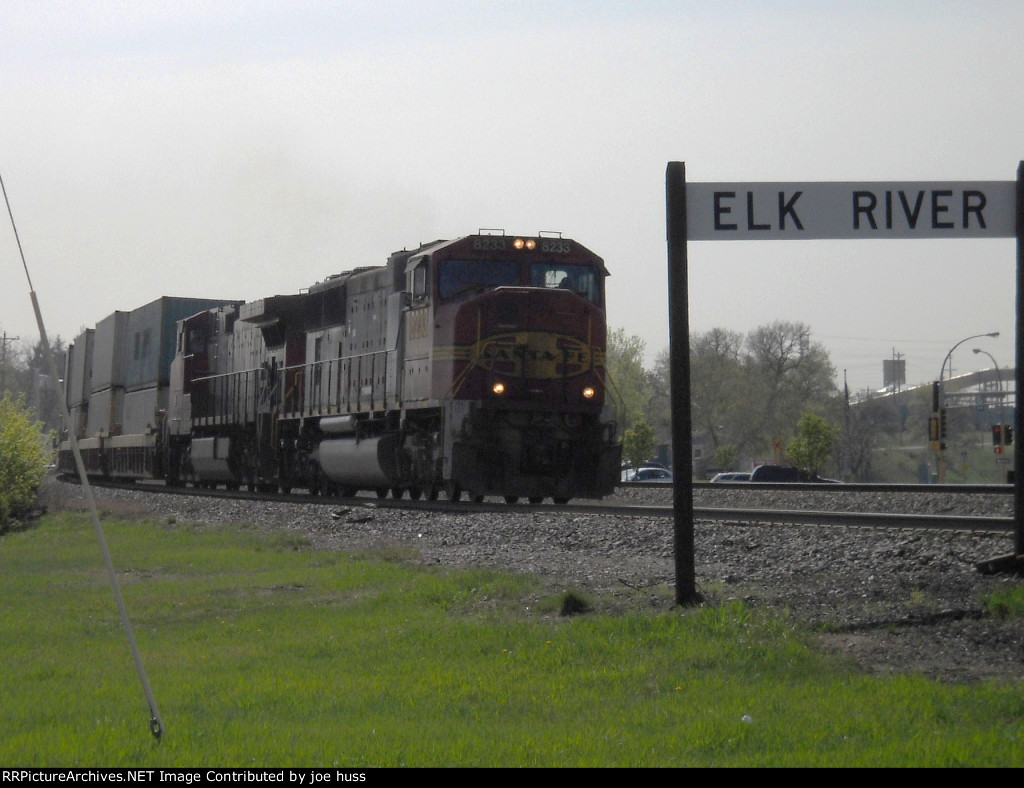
992;424;1014;447
939;408;947;439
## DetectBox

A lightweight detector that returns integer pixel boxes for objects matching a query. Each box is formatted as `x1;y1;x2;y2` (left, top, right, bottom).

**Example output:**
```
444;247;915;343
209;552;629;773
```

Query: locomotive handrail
189;346;395;421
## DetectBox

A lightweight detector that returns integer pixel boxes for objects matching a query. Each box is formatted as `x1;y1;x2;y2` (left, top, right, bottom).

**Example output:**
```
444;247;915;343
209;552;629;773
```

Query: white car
709;472;751;483
625;467;674;482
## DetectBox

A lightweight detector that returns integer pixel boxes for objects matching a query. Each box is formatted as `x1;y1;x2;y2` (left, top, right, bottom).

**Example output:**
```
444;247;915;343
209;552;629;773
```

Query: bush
0;393;51;531
623;420;655;470
786;411;839;477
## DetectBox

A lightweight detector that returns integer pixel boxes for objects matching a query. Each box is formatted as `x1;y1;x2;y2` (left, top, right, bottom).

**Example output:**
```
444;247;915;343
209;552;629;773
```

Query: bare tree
740;321;837;457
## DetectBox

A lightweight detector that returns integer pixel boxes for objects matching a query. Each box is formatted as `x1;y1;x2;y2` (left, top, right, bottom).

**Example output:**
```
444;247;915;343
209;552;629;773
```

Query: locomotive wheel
528;497;543;504
408;487;422;500
340;487;357;498
553;497;570;505
504;496;519;504
376;488;388;499
391;487;404;499
444;482;462;502
427;487;440;501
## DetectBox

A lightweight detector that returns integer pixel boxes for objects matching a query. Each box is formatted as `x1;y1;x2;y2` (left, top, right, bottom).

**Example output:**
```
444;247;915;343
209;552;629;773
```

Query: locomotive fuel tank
316;433;402;491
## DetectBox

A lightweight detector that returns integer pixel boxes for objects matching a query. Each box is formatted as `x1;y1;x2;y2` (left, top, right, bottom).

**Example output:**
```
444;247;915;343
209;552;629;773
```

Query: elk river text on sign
685;182;1016;240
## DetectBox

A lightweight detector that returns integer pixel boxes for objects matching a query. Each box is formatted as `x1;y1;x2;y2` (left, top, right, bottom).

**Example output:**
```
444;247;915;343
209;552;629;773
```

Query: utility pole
891;348;904;444
1;331;19;395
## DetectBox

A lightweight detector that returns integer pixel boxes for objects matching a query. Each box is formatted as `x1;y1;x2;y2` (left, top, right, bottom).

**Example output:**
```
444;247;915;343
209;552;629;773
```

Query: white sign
686;182;1016;240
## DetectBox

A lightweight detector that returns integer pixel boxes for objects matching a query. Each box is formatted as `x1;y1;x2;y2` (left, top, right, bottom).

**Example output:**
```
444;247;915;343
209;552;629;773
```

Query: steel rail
520;501;1012;532
664;481;1014;495
71;476;1013;534
692;507;1012;533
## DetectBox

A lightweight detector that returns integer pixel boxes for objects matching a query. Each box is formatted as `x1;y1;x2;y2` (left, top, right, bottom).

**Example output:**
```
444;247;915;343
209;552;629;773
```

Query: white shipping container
123;387;167;435
91;311;129;392
86;387;125;437
65;329;94;408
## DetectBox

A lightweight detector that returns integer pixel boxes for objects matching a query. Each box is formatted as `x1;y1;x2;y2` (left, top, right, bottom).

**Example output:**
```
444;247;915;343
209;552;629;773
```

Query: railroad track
65;476;1015;534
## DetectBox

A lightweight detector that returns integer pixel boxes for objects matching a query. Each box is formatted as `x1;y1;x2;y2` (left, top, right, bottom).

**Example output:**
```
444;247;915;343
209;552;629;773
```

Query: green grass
1;511;1023;767
870;431;1014;484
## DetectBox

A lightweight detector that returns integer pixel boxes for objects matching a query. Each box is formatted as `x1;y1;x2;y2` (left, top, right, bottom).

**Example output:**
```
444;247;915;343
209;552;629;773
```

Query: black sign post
1017;162;1024;560
665;162;699;604
667;162;1024;597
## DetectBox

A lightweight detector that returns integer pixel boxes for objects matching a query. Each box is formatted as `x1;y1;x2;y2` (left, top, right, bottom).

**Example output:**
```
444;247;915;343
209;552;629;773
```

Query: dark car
749;465;841;483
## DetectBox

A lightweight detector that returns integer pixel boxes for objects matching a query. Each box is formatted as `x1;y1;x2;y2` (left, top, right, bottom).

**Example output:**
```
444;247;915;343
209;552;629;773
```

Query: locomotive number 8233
58;230;623;504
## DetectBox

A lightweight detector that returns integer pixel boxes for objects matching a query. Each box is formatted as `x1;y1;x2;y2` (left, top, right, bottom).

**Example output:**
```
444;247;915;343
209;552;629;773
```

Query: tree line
606;320;889;481
0;332;64;531
0;333;65;435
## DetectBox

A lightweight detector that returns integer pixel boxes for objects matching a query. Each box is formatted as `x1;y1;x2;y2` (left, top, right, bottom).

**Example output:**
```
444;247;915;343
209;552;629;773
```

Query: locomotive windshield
439;259;519;299
438;258;603;307
531;263;602;307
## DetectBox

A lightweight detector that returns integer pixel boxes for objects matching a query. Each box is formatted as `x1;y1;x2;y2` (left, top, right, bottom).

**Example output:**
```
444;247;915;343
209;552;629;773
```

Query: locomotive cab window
438;259;519;300
531;263;602;307
186;328;204;354
408;257;429;304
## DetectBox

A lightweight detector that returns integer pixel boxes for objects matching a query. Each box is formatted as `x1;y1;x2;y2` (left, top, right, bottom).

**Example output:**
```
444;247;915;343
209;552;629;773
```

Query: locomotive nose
496;301;520;328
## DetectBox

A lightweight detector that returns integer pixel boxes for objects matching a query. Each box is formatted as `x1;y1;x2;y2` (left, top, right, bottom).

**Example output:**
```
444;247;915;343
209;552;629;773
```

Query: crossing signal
993;424;1003;446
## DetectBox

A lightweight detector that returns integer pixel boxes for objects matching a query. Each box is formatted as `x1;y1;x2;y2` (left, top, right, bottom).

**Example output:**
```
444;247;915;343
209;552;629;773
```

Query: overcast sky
1;0;1021;397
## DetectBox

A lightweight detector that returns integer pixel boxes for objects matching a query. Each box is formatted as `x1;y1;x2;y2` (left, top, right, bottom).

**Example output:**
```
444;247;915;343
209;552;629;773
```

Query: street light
936;331;999;483
941;331;999;382
972;347;1002;391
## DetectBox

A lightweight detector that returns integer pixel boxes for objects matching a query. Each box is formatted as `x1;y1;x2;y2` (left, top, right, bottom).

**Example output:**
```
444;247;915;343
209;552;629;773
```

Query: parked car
625;467;674;482
709;471;751;483
749;465;841;483
621;460;671;481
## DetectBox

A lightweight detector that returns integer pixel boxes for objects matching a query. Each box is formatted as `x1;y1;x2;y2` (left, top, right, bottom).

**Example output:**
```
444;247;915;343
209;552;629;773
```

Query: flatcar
58;231;622;503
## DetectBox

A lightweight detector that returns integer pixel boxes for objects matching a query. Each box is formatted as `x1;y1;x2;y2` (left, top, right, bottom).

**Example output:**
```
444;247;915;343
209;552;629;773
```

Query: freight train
57;231;622;503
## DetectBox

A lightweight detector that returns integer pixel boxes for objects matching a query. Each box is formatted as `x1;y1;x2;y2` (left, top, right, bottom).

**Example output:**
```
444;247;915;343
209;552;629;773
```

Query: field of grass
1;510;1022;767
870;431;1015;484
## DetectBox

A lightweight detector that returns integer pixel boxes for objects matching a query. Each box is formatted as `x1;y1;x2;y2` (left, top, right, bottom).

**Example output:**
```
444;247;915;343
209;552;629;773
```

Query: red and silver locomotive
59;231;622;503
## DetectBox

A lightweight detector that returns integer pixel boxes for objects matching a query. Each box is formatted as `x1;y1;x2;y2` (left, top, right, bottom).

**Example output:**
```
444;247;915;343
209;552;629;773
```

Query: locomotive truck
58;231;622;503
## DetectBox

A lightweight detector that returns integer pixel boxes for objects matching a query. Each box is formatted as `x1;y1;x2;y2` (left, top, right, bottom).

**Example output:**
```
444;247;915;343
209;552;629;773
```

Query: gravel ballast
51;480;1024;684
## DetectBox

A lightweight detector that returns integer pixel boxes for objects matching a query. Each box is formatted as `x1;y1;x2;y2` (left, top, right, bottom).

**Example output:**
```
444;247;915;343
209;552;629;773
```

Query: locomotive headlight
513;238;537;250
582;386;596;399
492;381;506;396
